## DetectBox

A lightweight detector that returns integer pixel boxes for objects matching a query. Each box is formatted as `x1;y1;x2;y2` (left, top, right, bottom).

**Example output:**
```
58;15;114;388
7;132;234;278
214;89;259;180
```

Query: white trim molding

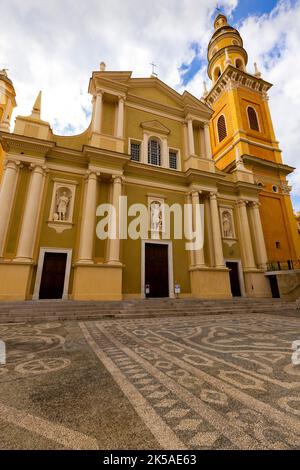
33;248;73;300
141;239;174;299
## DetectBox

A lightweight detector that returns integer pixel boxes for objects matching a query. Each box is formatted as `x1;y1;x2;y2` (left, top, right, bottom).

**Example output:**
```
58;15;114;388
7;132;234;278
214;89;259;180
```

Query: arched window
235;58;244;70
217;115;227;142
213;67;221;82
148;138;161;166
247;106;259;131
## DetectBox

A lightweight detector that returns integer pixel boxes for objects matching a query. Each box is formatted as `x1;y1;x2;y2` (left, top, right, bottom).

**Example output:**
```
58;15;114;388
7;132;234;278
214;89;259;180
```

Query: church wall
237;88;272;142
129;87;181;108
210;92;234;152
37;171;83;252
101;101;116;136
259;193;294;261
4;167;30;257
125;107;184;156
122;183;190;296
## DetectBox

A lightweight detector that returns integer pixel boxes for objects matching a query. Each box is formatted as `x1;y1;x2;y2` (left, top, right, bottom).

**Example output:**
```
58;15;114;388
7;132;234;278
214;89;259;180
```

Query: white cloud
1;0;299;211
0;0;237;134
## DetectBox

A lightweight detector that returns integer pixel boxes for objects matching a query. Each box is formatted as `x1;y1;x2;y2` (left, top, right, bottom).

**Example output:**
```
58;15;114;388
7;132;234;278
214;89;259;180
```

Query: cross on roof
150;62;158;77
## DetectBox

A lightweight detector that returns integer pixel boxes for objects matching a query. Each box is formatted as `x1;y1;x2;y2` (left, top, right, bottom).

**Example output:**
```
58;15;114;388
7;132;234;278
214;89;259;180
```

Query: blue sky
1;0;300;210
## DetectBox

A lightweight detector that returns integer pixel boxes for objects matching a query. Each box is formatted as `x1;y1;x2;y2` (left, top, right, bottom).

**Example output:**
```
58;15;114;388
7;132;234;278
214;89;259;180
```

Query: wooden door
145;243;169;298
39;252;67;299
226;261;241;297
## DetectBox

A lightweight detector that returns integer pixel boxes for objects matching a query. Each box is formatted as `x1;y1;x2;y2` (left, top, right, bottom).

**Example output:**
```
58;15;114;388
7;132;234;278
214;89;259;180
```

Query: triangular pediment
140;120;170;135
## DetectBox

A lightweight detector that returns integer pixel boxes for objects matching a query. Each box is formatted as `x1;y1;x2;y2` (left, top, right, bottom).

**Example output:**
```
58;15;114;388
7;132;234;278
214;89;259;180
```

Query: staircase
0;297;297;323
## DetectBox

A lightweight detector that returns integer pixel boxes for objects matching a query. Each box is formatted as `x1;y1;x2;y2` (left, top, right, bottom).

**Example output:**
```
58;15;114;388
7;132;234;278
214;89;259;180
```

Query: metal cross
150;62;158;77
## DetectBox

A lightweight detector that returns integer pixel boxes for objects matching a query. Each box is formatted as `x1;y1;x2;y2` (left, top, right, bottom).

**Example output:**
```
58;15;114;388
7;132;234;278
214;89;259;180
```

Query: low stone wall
267;270;300;301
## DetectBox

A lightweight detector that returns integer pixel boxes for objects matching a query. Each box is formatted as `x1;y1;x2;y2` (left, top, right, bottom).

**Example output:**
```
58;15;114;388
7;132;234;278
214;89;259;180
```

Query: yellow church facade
0;15;299;302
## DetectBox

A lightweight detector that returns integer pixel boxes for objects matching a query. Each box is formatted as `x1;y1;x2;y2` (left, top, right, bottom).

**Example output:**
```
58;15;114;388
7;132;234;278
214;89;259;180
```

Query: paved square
0;313;300;449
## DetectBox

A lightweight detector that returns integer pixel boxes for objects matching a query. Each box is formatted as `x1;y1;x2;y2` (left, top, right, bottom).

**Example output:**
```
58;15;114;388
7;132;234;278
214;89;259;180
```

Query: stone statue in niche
53;188;71;222
222;210;234;238
150;201;162;232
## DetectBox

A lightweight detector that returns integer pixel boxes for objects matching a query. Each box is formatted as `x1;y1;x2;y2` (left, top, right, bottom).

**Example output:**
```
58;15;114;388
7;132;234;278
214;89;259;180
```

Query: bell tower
205;14;300;265
208;14;248;83
0;68;16;180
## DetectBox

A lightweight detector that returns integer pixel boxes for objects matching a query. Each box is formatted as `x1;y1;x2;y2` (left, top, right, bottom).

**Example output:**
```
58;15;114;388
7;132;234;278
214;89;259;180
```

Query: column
186;192;195;267
162;138;169;168
183;122;189;159
191;190;205;266
108;175;123;264
116;96;125;138
187;118;195;156
249;202;268;269
236;199;256;269
77;171;98;263
92;92;103;133
0;160;20;256
204;123;212;159
209;192;225;267
15;164;46;261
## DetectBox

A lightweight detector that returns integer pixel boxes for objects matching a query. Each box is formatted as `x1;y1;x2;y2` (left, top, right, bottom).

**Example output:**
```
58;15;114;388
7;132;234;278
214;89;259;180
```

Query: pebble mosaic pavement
0;313;300;449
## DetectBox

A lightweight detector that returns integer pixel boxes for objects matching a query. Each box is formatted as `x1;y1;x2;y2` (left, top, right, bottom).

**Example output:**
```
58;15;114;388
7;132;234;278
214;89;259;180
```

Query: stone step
0;306;296;323
0;298;289;311
1;302;289;316
1;309;297;324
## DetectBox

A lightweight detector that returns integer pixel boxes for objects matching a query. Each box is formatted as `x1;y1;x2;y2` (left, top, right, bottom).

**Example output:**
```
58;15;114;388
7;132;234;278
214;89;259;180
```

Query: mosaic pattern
0;322;99;449
80;314;300;450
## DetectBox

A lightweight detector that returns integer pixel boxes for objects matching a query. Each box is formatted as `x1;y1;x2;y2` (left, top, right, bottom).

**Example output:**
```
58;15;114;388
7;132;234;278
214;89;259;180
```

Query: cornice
88;74;131;95
141;120;171;135
83;145;131;168
205;65;272;106
0;132;54;157
242;155;295;175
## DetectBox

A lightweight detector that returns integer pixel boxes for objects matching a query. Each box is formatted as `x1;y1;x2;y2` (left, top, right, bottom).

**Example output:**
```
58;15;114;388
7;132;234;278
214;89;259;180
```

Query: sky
1;0;300;209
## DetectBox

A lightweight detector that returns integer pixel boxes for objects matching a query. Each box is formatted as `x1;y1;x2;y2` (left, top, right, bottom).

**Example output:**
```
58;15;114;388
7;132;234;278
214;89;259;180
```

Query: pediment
140;120;170;135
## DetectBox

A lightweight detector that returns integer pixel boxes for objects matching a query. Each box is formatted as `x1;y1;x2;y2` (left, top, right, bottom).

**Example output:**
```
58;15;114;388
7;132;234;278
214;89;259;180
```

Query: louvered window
247;107;259;131
217;115;227;142
148;139;161;166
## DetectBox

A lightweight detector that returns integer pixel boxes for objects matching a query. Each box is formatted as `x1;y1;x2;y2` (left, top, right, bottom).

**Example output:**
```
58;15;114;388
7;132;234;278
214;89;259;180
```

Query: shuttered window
217;115;227;142
247;107;259;131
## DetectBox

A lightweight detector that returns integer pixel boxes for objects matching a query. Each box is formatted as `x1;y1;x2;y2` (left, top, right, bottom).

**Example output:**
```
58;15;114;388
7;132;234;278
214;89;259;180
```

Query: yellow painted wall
125;107;184;156
122;183;191;295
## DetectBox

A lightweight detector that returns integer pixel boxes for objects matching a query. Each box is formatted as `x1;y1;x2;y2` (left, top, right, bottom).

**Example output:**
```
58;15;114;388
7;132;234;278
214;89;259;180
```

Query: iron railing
267;260;300;271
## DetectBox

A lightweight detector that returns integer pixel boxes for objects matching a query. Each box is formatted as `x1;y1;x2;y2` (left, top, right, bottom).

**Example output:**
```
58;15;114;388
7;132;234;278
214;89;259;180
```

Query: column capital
29;163;48;175
4;159;21;171
118;95;126;102
236;199;248;208
185;116;193;124
94;89;104;97
209;191;218;199
112;174;124;184
250;201;261;209
85;170;100;181
191;189;202;198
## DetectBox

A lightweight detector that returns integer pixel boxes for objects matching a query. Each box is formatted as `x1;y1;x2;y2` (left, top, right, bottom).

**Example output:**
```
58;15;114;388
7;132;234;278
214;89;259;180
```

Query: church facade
0;14;299;301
